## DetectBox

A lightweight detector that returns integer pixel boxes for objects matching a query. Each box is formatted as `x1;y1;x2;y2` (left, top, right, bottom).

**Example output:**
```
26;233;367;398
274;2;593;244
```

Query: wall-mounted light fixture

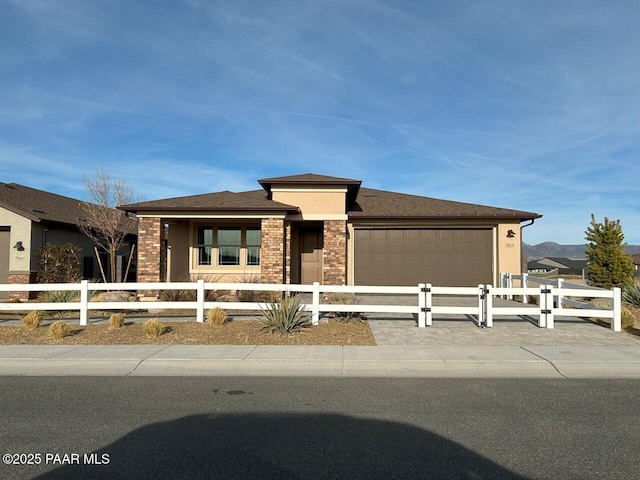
506;229;516;238
13;241;25;251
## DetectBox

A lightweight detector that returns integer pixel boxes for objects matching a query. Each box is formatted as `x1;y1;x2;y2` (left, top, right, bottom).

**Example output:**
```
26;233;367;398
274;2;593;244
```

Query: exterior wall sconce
13;241;25;251
506;230;516;238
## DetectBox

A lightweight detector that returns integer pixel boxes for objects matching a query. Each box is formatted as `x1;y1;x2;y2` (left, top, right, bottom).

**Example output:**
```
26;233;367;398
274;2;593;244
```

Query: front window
197;227;213;265
218;227;241;265
246;227;261;266
195;225;261;268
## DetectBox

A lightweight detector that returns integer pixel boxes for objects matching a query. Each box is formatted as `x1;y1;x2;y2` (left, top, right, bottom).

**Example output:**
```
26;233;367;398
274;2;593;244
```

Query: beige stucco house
0;182;135;299
119;173;541;289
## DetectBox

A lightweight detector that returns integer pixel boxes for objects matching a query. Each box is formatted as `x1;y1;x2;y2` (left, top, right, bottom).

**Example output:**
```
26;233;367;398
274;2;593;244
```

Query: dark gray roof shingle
119;189;299;213
349;188;540;220
0;182;89;225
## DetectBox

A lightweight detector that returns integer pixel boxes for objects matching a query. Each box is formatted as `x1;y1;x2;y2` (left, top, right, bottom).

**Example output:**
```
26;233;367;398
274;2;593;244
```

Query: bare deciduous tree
79;171;140;282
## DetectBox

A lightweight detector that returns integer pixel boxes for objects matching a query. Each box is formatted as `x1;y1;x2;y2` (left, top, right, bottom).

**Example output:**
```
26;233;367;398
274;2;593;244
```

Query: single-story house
0;182;136;299
119;173;541;290
527;257;587;277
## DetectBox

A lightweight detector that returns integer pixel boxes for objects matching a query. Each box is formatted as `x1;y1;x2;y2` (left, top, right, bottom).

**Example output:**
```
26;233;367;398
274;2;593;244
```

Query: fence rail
0;276;622;332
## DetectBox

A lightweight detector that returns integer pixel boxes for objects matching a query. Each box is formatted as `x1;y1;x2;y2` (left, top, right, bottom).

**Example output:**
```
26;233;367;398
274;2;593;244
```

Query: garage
354;228;493;286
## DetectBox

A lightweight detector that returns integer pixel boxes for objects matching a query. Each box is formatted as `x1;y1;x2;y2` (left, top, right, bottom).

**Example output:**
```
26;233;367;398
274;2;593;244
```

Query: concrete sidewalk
0;344;639;378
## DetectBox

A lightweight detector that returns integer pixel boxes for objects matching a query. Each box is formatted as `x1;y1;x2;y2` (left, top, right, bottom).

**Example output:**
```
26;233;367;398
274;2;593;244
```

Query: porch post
137;217;165;299
260;218;285;284
323;220;347;285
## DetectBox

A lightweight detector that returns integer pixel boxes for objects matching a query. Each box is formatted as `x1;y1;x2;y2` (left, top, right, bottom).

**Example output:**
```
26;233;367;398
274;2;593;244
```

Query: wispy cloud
0;0;638;243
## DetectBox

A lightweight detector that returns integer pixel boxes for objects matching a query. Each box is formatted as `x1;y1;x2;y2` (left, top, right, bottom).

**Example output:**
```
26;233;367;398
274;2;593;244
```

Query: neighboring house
527;257;587;276
631;254;640;277
120;173;541;291
0;182;136;299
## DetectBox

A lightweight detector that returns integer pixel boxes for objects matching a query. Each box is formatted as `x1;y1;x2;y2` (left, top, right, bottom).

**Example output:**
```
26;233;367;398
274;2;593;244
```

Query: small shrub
143;318;166;337
622;280;640;308
49;321;69;340
206;307;227;326
326;292;364;323
233;274;264;302
159;289;196;302
109;313;125;329
22;311;41;330
260;295;310;334
190;273;221;301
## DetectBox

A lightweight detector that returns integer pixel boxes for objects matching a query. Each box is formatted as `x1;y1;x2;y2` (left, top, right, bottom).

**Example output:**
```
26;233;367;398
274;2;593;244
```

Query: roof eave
349;213;542;221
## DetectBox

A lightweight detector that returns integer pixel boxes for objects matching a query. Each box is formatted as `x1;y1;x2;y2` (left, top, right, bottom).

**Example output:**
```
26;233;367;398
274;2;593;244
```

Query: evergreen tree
585;214;633;288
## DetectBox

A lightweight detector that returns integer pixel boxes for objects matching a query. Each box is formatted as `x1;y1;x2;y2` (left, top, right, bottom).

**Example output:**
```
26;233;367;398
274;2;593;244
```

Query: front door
300;227;323;284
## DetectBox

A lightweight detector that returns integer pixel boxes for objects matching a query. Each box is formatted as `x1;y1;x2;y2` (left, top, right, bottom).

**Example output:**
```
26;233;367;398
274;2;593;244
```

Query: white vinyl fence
0;276;621;332
497;273;621;331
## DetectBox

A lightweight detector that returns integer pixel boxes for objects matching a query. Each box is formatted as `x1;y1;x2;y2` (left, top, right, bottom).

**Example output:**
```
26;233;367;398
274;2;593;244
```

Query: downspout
520;219;536;275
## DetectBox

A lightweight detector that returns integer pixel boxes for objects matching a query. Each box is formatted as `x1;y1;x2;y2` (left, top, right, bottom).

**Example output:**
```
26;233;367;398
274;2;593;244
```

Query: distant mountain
523;242;640;260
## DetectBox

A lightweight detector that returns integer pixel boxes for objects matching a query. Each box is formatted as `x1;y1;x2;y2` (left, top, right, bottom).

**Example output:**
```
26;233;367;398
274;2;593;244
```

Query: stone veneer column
7;271;37;301
284;222;292;284
137;217;165;298
323;220;347;285
260;218;285;284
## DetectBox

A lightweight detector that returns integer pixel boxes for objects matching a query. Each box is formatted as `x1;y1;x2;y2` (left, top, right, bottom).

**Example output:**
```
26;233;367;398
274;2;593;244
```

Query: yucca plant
260;295;310;334
37;290;80;317
621;307;636;330
49;321;69;340
143;318;165;338
22;311;41;330
109;313;125;329
38;290;79;303
206;307;228;326
622;280;640;308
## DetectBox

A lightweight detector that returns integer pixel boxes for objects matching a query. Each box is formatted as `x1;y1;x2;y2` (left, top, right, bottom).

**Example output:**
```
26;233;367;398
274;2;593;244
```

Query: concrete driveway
360;295;638;347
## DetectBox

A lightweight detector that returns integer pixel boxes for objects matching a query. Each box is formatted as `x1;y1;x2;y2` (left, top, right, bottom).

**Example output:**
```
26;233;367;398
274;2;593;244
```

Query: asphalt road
0;377;638;479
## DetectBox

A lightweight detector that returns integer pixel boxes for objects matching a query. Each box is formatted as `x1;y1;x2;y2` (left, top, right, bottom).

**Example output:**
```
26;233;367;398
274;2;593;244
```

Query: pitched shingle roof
0;182;89;225
119;189;299;213
349;187;541;220
118;174;541;221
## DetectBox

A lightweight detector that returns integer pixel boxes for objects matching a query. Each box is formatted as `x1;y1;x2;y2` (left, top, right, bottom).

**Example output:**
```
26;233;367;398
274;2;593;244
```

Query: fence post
425;283;433;326
477;284;484;327
485;285;493;328
546;286;555;329
418;283;426;328
79;280;89;326
311;282;320;325
556;278;564;310
612;287;621;332
538;285;546;328
499;273;505;299
506;273;513;300
196;279;205;323
522;274;528;304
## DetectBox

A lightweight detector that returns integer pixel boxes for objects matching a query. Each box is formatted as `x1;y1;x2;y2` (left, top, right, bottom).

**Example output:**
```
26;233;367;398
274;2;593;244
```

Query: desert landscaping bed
0;319;376;346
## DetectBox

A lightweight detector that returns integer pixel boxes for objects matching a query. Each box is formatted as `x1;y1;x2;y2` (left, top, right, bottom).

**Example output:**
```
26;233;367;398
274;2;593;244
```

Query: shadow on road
36;412;527;479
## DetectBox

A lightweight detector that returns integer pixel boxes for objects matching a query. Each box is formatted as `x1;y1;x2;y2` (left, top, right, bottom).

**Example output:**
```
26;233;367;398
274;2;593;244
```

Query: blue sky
1;0;638;245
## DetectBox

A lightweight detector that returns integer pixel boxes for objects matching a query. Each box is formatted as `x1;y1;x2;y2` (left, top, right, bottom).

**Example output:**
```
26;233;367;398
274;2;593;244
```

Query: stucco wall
496;221;523;285
0;207;32;273
271;188;347;218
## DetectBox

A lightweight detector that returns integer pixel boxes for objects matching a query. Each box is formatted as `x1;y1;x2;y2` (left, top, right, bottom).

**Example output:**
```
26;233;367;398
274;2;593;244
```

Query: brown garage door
354;228;493;286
